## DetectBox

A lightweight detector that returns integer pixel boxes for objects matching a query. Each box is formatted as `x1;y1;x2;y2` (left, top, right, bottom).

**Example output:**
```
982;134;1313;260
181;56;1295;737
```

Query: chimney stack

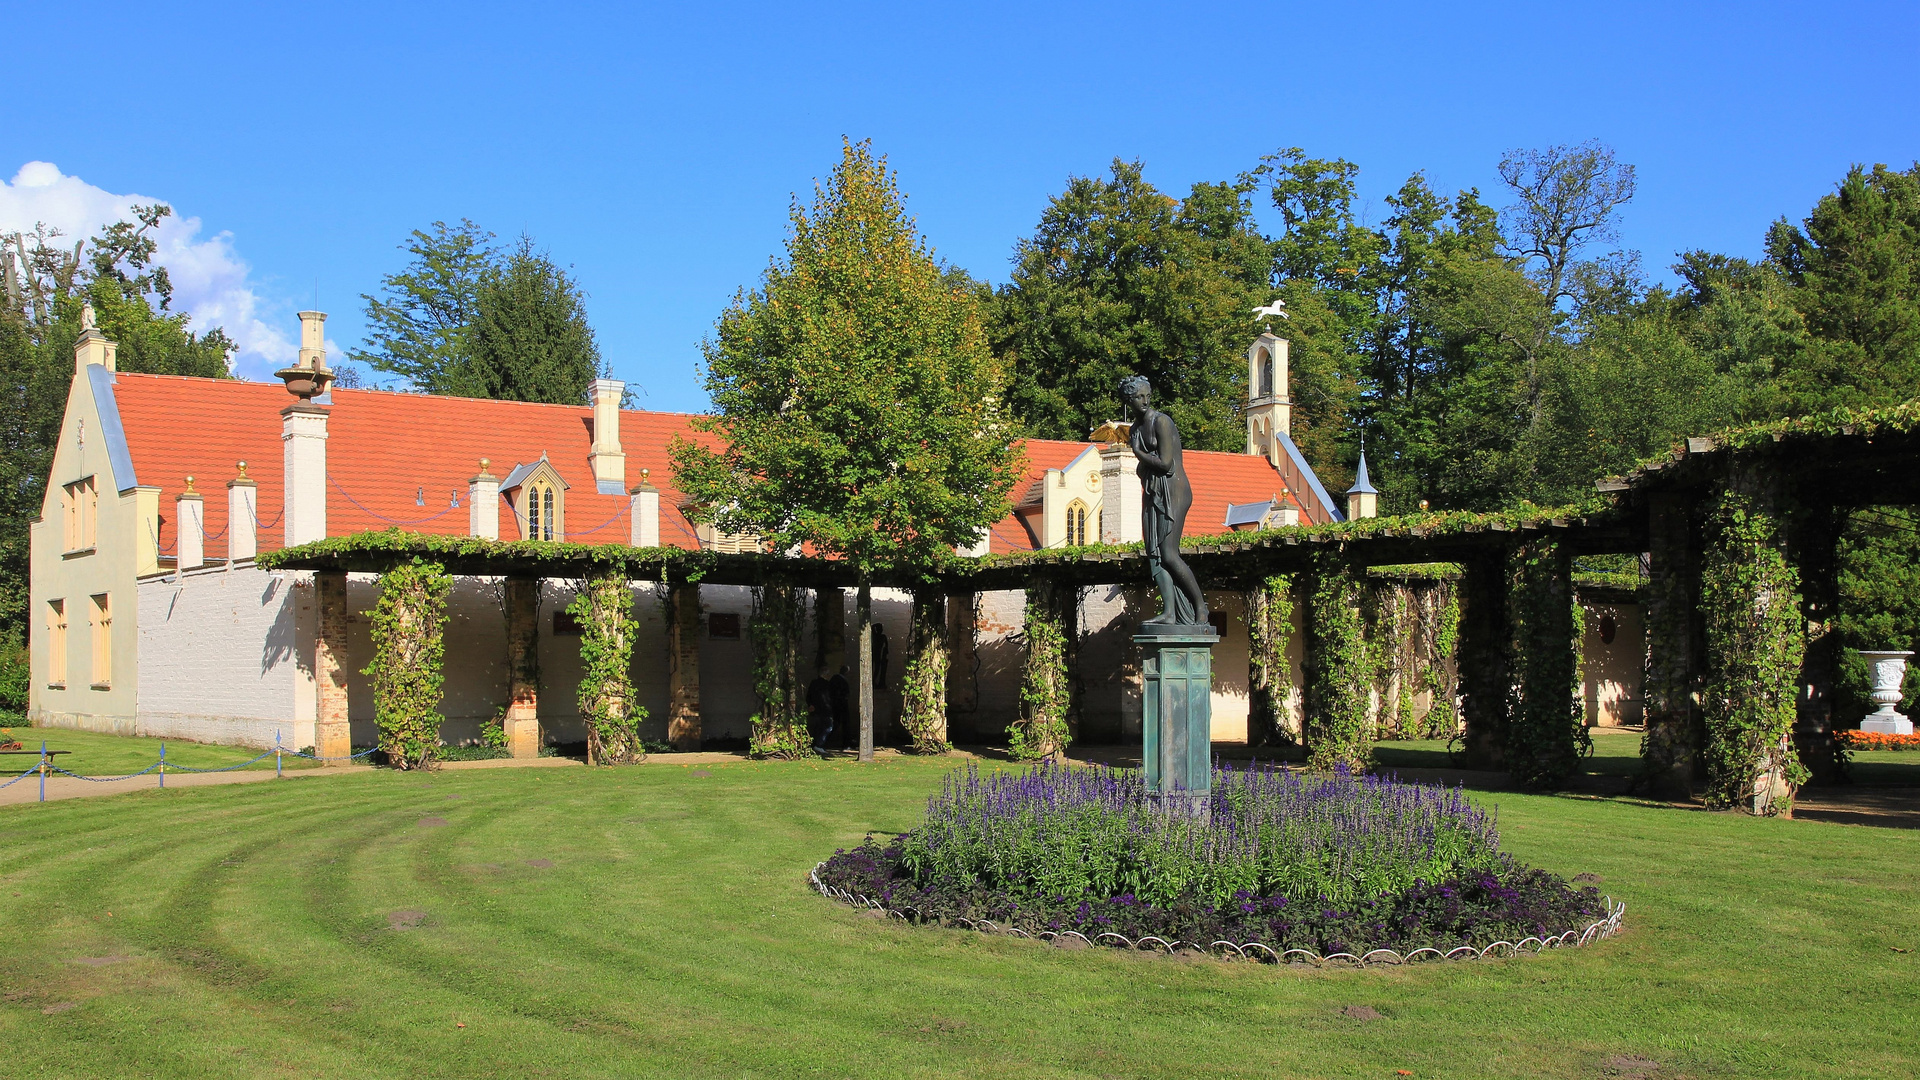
281;313;329;546
630;468;659;547
589;379;627;494
228;462;257;562
469;459;500;540
1099;442;1144;544
176;477;204;571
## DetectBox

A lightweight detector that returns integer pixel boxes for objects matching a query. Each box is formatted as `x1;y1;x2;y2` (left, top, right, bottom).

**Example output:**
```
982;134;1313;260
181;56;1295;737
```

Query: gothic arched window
1065;499;1089;547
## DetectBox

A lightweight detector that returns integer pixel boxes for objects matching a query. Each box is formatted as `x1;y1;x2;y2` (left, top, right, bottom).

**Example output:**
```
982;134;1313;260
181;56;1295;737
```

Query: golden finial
479;457;490;470
184;475;196;494
236;461;248;479
641;468;650;481
1420;499;1430;512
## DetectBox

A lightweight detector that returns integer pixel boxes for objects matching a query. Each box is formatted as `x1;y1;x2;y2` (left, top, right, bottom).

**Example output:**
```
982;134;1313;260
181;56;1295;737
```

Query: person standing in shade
806;666;834;752
829;664;853;751
872;621;891;690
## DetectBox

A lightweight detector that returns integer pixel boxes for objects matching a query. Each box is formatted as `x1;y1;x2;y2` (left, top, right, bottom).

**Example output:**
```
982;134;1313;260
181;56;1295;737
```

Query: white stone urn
1857;650;1913;735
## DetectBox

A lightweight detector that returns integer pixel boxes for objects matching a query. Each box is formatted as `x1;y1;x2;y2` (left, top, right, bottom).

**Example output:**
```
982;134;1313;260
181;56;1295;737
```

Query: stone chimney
176;477;204;571
630;468;660;547
1245;333;1291;467
1099;442;1144;544
469;459;500;539
280;313;329;546
73;303;117;374
589;379;627;494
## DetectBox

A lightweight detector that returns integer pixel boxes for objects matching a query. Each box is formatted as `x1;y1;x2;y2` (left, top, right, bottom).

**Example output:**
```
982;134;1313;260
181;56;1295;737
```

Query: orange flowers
1838;729;1920;751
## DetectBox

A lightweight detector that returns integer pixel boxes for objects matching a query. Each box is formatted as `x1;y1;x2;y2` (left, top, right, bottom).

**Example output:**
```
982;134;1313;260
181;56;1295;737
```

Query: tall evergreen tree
450;237;604;405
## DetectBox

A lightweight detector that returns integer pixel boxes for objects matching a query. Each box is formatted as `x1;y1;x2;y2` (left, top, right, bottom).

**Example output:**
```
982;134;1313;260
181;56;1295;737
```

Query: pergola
263;401;1920;813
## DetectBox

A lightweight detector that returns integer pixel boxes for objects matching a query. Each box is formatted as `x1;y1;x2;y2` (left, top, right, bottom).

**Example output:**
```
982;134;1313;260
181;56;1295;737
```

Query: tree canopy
671;139;1023;577
351;224;605;405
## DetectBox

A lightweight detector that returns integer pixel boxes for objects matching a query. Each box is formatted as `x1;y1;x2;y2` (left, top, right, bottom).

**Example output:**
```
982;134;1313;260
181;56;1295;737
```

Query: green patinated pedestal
1136;625;1219;817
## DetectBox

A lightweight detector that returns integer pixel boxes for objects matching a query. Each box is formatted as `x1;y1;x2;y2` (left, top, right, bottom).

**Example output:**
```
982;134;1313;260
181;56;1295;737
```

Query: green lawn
0;727;322;778
1;755;1915;1078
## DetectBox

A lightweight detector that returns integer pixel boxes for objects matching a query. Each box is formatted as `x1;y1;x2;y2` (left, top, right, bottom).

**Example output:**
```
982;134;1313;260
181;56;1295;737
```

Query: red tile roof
107;374;1323;559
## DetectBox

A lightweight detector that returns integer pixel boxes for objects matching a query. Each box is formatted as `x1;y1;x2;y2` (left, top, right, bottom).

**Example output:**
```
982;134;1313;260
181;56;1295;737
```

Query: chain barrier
13;735;381;803
809;864;1626;967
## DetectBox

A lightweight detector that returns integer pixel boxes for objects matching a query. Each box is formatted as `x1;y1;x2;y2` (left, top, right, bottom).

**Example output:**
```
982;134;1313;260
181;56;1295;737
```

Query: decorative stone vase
1857;650;1913;735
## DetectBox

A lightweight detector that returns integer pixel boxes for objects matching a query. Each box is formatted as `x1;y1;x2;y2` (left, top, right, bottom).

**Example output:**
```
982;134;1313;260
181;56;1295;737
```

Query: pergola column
1789;504;1843;783
315;570;352;763
945;591;978;742
668;582;702;751
1456;550;1511;770
504;577;542;758
1642;491;1704;799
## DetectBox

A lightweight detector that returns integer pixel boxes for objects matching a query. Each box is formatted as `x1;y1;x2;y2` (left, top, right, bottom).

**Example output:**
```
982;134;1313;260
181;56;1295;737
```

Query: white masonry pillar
1099;442;1143;545
589;378;627;494
469;459;500;539
630;469;660;547
227;463;258;562
282;404;329;547
176;481;204;571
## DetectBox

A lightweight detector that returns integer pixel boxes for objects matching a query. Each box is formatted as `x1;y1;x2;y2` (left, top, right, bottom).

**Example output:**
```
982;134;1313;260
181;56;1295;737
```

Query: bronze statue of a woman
1122;375;1208;626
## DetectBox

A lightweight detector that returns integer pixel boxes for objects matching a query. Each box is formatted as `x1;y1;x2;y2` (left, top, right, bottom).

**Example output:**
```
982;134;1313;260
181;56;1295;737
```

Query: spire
1347;439;1377;495
1347;450;1377;495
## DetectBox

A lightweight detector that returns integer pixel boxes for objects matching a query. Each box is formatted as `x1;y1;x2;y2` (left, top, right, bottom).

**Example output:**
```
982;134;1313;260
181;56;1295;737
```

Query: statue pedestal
1136;625;1219;819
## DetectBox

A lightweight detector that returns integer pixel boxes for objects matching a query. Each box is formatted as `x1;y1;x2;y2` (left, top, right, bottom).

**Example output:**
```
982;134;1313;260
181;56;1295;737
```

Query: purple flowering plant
817;761;1609;954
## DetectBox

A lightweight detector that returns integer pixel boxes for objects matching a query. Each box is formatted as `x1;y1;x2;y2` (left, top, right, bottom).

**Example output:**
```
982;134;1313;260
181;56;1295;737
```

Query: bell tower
1244;333;1291;467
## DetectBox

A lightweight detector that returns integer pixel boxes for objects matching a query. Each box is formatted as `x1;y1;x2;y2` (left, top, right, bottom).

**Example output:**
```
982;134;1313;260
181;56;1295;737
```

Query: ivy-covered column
945;591;979;742
901;590;951;754
1787;504;1843;783
1303;549;1369;771
365;558;452;770
666;582;702;751
571;567;643;765
314;570;353;764
1011;576;1070;760
1701;480;1807;815
1245;574;1297;747
748;582;808;758
1455;550;1512;770
1507;538;1587;788
1642;491;1705;798
502;577;542;759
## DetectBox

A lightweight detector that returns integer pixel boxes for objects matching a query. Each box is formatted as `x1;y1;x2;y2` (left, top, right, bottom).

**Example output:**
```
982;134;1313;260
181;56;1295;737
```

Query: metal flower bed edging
810;863;1625;967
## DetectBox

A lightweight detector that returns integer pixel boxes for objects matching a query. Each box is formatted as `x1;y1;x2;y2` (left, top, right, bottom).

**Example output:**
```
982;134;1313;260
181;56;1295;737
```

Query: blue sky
6;1;1915;412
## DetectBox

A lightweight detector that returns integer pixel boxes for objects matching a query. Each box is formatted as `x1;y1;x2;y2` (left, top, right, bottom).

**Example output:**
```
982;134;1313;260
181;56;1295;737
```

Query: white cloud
0;161;332;379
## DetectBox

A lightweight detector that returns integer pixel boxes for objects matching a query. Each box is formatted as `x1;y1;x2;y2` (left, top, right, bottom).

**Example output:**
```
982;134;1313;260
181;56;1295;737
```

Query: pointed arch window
528;478;557;540
502;457;568;542
1065;499;1090;547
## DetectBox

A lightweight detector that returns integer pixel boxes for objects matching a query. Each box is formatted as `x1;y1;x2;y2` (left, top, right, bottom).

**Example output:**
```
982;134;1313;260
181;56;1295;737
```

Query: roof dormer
500;454;570;540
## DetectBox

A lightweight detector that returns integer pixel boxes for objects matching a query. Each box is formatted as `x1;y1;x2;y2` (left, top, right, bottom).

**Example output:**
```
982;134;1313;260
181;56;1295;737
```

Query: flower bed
814;762;1622;962
1838;729;1920;752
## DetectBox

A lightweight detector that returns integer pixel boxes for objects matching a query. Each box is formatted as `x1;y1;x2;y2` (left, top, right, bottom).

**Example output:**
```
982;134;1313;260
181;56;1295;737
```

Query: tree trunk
857;577;874;762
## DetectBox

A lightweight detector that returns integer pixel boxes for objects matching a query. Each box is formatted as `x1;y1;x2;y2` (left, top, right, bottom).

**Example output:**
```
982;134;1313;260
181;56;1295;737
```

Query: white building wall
130;564;299;747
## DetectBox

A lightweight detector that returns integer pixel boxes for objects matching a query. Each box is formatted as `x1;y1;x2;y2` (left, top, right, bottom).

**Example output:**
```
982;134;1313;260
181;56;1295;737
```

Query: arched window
526;478;559;540
1258;347;1274;399
1065;499;1089;547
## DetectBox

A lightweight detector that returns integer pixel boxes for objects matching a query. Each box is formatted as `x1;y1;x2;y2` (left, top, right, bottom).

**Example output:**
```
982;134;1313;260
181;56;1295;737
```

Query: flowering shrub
1838;729;1920;752
818;761;1608;954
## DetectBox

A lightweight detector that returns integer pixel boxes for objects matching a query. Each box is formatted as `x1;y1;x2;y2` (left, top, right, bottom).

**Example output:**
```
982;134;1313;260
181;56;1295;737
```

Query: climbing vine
1700;491;1808;814
749;582;811;759
901;591;951;754
568;569;645;765
1011;577;1071;760
1246;574;1296;746
1506;539;1589;789
1424;584;1461;737
1304;550;1370;771
364;558;452;771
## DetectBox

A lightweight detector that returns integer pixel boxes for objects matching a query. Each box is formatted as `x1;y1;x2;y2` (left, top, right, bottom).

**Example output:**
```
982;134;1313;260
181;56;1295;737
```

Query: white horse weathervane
1251;299;1289;329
